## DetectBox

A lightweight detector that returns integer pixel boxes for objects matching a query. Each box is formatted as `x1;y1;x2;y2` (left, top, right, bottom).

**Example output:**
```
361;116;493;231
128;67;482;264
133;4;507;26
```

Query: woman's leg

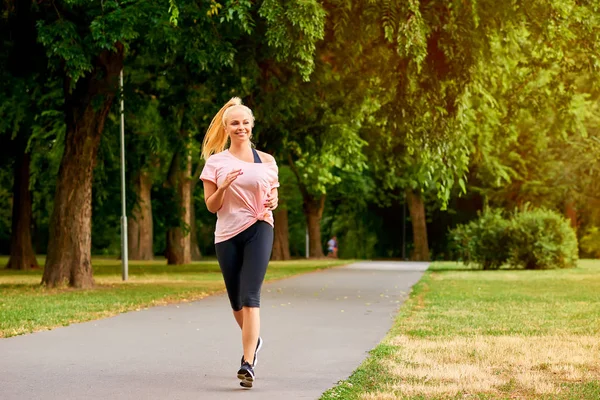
233;309;243;329
239;222;273;364
215;239;243;314
242;307;260;363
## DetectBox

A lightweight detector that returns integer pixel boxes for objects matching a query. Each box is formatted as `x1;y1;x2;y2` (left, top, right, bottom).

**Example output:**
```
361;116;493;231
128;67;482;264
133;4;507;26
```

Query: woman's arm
256;150;279;210
203;181;226;213
265;187;279;210
203;168;243;213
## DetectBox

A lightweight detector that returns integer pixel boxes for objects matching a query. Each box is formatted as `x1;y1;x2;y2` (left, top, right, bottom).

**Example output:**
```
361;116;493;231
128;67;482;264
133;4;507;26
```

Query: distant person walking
327;236;338;258
200;97;279;389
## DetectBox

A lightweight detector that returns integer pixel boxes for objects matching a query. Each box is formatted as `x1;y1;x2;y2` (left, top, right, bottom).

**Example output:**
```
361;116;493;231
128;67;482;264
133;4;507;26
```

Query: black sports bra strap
251;148;262;163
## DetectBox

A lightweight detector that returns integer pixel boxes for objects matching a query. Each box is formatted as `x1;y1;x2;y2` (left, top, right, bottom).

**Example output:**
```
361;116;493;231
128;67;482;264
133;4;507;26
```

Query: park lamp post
119;69;129;281
305;227;309;259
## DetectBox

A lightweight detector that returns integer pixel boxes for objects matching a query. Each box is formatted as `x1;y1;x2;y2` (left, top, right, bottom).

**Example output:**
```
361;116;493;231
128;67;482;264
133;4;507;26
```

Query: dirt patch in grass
365;334;599;399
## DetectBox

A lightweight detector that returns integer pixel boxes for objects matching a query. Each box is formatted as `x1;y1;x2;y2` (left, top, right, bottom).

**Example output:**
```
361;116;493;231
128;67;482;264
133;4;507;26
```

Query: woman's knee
229;296;243;311
241;293;261;308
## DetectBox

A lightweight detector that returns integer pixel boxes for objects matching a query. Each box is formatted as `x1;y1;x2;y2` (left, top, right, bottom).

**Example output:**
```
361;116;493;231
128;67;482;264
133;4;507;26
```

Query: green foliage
287;120;369;197
168;0;180;26
356;0;600;212
217;0;254;34
337;0;480;208
2;0;600;261
502;207;578;270
247;2;383;208
580;226;600;259
381;0;428;67
36;19;91;83
35;1;156;85
266;61;375;200
508;207;579;270
259;0;326;80
0;163;12;253
277;166;307;257
450;208;510;270
12;0;329;261
451;207;579;270
91;113;131;256
463;13;600;208
0;77;31;140
331;210;379;260
322;165;379;259
27;80;67;255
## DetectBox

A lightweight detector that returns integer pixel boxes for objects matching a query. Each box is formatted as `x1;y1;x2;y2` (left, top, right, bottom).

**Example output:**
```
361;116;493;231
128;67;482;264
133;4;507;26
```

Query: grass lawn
0;256;349;338
321;260;600;400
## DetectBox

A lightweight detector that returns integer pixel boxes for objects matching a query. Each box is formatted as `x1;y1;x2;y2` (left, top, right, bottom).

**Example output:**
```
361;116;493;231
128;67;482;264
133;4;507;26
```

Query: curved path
0;261;428;399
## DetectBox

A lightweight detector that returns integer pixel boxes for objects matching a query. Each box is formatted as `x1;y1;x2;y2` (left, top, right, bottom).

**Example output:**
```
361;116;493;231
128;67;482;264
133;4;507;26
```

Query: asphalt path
0;261;428;399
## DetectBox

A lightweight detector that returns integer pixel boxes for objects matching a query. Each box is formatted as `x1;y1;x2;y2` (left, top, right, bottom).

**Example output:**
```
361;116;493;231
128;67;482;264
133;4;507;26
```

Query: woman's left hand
264;193;278;211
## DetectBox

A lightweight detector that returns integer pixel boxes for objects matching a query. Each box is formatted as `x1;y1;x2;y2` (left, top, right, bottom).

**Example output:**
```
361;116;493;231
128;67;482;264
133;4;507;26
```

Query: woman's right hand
221;169;243;190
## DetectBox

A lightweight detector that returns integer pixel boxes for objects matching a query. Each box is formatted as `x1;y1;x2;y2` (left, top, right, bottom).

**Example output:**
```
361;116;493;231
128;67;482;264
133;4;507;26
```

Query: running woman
200;97;279;388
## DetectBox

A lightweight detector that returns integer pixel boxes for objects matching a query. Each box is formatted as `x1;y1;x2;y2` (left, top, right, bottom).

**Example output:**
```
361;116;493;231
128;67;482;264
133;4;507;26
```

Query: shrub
507;207;578;269
449;208;510;269
580;226;600;258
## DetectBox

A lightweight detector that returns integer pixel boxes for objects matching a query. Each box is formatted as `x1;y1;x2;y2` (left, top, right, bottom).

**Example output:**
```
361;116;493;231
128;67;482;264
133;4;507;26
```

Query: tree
332;0;600;260
271;76;372;258
250;1;384;257
34;0;153;287
0;0;48;269
28;0;327;283
270;165;310;260
0;77;40;270
124;99;164;261
464;21;600;233
159;0;331;263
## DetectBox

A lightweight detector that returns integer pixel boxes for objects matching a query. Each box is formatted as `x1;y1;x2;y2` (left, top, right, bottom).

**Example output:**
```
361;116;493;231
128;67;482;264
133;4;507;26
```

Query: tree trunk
6;0;41;270
271;206;291;260
288;155;326;258
564;198;578;231
6;146;39;270
128;171;154;260
406;189;430;261
303;194;326;258
165;150;192;265
42;45;124;288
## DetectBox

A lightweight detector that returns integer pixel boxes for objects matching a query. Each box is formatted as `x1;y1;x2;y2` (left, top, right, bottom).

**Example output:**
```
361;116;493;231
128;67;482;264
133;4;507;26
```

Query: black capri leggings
215;221;274;311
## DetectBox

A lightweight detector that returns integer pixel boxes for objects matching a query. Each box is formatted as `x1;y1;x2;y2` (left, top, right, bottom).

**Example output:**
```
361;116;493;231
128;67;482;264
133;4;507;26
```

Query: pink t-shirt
200;150;280;243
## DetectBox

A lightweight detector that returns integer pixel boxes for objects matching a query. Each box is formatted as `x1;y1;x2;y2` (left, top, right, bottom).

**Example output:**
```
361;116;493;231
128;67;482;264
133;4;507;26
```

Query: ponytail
201;97;242;160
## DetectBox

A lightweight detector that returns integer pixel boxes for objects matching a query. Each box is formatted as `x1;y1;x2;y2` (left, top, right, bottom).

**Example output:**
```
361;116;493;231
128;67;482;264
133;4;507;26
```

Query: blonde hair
201;97;255;159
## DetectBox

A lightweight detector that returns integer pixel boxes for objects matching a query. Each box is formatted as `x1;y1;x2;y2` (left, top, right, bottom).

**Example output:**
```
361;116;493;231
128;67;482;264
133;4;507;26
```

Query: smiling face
224;106;254;145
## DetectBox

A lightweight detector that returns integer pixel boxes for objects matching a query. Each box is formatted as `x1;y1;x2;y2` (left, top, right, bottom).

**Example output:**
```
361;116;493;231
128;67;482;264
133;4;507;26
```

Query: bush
580;226;600;258
450;207;579;270
450;208;510;269
507;207;578;269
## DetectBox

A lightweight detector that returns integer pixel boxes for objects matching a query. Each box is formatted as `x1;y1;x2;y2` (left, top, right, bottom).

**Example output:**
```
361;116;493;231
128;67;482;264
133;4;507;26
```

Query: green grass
321;259;600;400
0;256;349;338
